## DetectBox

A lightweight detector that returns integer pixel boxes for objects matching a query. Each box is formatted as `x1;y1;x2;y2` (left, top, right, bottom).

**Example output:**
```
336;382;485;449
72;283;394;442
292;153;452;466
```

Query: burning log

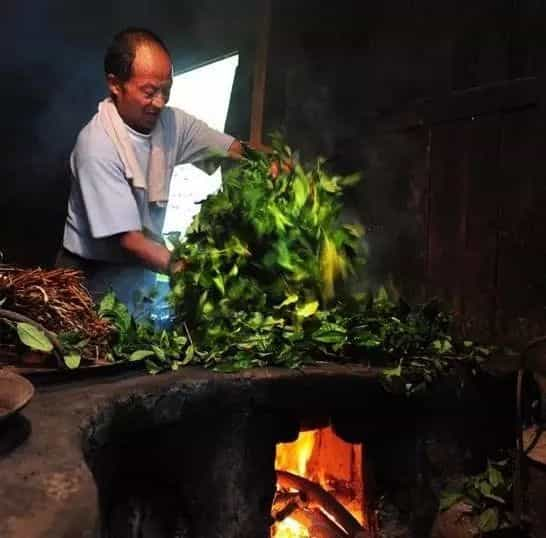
291;506;348;538
276;471;370;537
272;491;305;521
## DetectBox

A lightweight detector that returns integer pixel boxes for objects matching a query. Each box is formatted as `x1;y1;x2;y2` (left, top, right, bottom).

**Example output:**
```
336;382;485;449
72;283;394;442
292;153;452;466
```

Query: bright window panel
162;53;239;236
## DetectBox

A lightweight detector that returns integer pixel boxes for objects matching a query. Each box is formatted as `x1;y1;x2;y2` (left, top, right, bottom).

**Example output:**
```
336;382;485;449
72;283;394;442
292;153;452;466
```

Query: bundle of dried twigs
0;266;113;360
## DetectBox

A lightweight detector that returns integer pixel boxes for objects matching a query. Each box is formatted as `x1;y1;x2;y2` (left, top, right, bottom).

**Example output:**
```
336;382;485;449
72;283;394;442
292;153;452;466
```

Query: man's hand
269;158;293;179
229;139;293;180
120;231;192;276
227;139;244;159
168;257;190;276
119;230;172;274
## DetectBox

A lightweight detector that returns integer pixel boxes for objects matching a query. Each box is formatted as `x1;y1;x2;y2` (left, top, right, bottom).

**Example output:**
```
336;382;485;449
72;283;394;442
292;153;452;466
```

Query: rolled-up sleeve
174;108;235;166
74;153;142;239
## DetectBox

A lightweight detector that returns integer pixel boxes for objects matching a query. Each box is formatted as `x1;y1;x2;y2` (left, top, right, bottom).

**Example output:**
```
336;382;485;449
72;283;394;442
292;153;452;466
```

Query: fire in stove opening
271;424;370;538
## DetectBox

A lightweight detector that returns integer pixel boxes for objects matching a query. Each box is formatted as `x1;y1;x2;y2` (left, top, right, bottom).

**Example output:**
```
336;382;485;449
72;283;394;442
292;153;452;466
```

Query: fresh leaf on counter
16;322;53;352
64;354;81;369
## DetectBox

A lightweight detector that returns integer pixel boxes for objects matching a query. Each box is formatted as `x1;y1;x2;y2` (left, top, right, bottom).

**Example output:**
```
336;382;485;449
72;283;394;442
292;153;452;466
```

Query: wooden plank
507;0;545;79
458;115;502;340
374;77;539;133
426;115;501;339
495;107;546;345
426;77;539;125
450;0;513;91
249;0;272;147
391;128;431;303
426;121;470;317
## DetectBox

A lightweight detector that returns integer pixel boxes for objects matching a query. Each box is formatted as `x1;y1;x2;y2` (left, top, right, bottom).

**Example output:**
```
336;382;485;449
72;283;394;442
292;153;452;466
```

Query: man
57;28;244;306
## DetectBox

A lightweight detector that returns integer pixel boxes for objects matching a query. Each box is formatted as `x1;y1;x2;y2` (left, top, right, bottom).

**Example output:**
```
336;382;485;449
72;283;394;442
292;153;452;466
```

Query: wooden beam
249;0;272;148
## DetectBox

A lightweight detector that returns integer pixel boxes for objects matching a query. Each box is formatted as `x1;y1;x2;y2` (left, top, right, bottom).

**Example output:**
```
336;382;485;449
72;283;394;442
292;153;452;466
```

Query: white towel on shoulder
97;97;169;203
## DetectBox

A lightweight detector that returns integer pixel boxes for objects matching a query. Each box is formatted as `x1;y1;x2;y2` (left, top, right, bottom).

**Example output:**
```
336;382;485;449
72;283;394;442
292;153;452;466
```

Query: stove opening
271;423;372;538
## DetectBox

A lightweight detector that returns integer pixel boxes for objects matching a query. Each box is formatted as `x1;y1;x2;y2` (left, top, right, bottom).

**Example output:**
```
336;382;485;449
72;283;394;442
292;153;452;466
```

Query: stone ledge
0;364;385;538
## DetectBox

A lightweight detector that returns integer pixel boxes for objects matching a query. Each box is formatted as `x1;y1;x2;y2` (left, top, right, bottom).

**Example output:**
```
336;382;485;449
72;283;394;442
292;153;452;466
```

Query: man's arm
228;139;244;158
228;139;289;178
119;231;186;274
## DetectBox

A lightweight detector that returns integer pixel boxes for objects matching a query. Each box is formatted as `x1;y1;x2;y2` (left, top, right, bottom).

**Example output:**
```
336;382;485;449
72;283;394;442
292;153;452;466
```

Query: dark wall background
2;0;545;345
0;0;257;267
264;0;546;345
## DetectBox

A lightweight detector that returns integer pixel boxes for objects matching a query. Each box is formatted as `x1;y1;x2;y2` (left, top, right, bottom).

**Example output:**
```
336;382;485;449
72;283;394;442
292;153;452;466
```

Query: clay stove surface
0;364;384;538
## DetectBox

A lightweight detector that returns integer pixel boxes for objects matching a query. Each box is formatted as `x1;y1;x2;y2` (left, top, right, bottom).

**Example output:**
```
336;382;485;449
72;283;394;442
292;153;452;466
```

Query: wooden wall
264;0;546;345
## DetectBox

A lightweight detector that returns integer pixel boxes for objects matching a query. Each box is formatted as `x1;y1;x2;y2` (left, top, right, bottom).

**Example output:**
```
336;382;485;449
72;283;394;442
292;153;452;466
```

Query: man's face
108;43;173;133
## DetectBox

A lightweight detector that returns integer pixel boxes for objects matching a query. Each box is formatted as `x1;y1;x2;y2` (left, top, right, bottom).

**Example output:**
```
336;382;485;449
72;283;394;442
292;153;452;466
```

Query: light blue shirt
63;106;234;263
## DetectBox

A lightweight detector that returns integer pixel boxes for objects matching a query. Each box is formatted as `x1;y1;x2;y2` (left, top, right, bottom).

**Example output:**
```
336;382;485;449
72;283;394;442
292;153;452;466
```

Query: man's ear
106;74;123;99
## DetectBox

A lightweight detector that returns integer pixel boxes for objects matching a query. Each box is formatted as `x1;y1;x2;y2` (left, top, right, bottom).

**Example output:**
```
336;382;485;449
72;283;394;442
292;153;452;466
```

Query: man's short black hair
104;27;171;82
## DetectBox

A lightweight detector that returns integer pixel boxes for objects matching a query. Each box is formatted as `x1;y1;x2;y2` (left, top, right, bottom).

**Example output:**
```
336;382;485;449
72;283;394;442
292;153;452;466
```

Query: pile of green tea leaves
147;137;490;391
440;457;514;533
96;291;190;374
1;139;490;392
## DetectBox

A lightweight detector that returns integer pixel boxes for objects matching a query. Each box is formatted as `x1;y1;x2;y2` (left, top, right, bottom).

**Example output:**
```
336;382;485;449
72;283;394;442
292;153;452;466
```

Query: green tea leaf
382;362;402;379
482;493;506;504
182;345;194;365
312;322;347;343
296;300;319;318
16;322;53;352
479;481;492;497
293;175;308;210
374;286;390;306
432;338;453;354
64;354;81;369
312;331;346;344
488;465;504;488
129;350;156;362
145;359;162;375
343;223;365;238
320;176;339;193
439;491;465;511
212;274;225;295
478;507;499;532
98;291;116;314
151;345;166;362
274;294;299;309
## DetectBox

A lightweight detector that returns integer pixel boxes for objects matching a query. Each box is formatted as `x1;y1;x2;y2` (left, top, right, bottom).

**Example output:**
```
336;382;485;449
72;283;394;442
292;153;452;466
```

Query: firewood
290;506;348;538
0;266;113;362
276;471;369;537
272;491;305;521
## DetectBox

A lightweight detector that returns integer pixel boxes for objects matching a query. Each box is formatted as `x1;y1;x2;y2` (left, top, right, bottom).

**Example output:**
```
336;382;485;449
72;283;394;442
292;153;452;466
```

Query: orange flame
271;517;309;538
272;426;365;538
275;430;317;477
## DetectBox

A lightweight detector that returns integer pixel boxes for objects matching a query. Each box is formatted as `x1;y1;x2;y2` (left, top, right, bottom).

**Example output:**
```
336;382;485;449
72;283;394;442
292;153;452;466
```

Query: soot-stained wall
263;0;546;345
0;0;257;266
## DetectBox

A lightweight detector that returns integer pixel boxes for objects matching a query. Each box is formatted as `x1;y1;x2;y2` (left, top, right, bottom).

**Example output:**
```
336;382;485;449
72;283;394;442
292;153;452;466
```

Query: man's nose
151;92;168;108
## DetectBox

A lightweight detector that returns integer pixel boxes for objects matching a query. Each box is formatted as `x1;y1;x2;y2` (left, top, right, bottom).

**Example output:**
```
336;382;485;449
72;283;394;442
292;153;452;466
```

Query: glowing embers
271;425;368;538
